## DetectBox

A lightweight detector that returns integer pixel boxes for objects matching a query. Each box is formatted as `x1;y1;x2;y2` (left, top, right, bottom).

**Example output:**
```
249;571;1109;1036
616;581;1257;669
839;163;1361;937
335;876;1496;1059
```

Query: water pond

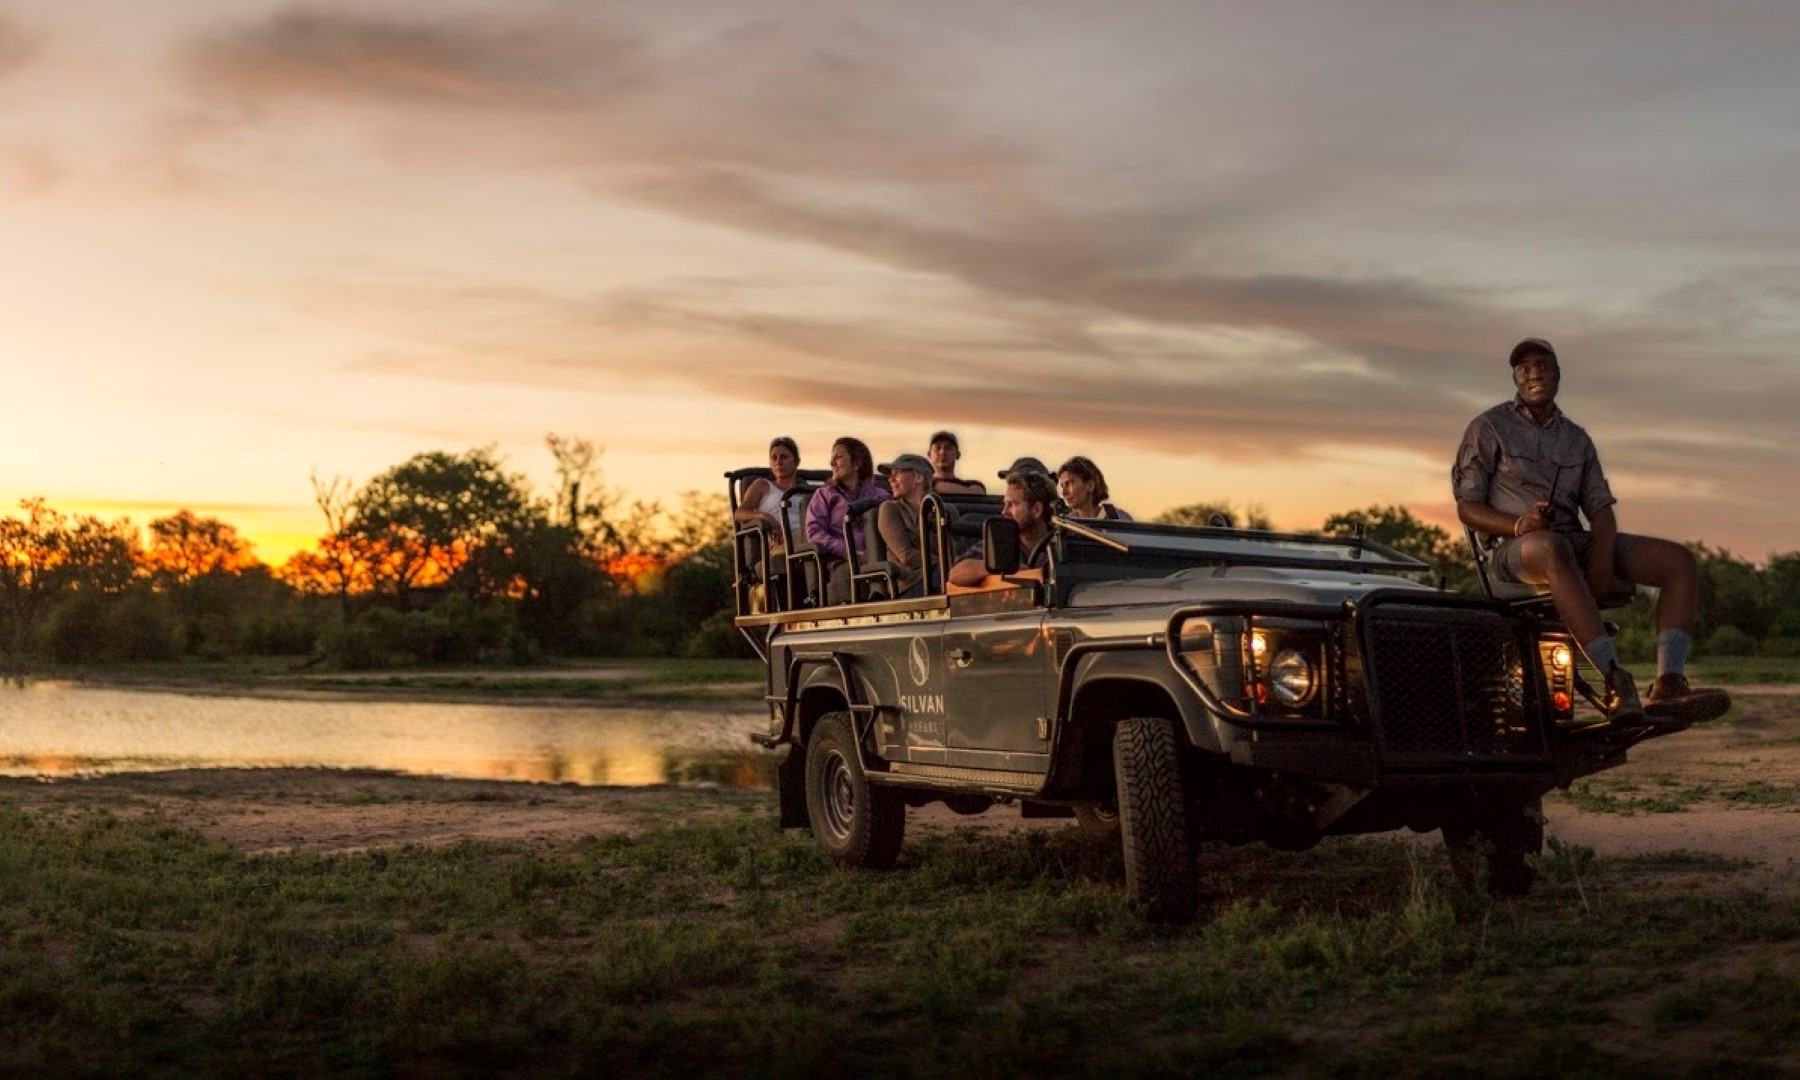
0;681;779;789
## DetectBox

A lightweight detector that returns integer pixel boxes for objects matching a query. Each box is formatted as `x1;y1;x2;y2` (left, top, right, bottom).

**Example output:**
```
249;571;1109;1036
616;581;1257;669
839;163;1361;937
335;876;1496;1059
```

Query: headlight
1250;631;1269;659
1550;645;1571;670
1269;648;1316;706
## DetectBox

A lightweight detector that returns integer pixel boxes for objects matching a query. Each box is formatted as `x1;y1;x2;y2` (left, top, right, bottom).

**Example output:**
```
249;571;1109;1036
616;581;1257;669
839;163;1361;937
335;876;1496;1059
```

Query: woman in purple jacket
806;436;887;603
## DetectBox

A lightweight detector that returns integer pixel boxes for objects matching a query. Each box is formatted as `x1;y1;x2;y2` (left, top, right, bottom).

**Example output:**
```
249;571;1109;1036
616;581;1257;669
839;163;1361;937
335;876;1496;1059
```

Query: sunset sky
3;1;1797;564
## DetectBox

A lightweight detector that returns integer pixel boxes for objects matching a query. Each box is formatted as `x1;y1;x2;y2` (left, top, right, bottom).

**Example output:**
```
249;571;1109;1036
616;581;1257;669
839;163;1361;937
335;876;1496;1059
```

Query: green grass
1564;773;1800;815
1686;656;1800;685
1;802;1795;1075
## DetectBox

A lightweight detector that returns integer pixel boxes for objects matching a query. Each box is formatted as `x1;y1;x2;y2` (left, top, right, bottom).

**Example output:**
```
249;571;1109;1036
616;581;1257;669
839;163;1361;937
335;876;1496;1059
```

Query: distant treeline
3;445;1796;670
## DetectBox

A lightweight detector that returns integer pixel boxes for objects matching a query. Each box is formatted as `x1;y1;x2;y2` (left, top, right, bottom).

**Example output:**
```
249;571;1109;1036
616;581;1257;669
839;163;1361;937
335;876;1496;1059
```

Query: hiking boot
1646;673;1731;724
1600;663;1646;725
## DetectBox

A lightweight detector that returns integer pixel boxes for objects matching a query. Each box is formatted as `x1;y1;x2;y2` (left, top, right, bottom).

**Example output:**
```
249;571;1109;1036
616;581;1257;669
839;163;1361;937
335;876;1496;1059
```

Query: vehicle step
884;761;1042;791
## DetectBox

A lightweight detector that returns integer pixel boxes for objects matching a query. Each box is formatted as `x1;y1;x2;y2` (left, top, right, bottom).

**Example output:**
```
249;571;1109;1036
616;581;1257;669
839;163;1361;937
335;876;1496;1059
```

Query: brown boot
1646;673;1731;724
1601;663;1646;725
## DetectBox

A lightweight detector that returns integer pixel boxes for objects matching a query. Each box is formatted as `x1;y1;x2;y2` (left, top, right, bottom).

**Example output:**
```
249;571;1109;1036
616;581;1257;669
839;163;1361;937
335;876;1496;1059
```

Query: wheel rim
820;748;856;841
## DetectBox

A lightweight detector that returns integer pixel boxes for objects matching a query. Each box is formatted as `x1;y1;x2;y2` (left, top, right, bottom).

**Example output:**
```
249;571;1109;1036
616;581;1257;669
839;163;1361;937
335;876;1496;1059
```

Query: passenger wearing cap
927;431;986;495
876;453;955;597
996;456;1049;482
949;468;1058;587
1452;338;1727;725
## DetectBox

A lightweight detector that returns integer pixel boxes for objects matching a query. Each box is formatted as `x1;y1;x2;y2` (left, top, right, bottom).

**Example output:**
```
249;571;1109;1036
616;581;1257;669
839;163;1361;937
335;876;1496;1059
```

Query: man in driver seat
949;468;1058;586
1452;337;1728;725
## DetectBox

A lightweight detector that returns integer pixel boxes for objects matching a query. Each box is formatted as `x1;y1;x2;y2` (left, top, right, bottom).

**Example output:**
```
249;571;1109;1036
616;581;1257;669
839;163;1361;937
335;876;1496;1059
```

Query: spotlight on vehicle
1269;648;1316;706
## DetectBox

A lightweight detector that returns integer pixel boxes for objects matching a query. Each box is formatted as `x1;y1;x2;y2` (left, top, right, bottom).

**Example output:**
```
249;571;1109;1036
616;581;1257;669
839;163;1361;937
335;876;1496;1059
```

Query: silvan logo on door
900;635;945;717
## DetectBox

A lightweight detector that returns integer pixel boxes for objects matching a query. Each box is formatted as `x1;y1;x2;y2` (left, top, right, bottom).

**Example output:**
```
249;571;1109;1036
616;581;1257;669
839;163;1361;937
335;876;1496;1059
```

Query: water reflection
0;681;779;789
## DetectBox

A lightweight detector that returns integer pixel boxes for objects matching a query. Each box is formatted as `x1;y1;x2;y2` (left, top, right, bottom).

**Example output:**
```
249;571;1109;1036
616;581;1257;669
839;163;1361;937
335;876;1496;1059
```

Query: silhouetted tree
348;448;539;604
1155;500;1274;530
143;510;257;585
0;499;138;663
1319;505;1475;589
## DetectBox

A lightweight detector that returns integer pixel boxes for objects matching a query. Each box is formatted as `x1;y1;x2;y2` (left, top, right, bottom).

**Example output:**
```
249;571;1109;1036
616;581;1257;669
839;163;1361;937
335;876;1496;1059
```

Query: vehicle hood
1066;565;1437;611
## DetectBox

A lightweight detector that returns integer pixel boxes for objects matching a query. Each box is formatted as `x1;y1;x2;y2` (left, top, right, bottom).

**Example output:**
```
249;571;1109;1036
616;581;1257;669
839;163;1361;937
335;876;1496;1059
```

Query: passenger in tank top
734;437;806;550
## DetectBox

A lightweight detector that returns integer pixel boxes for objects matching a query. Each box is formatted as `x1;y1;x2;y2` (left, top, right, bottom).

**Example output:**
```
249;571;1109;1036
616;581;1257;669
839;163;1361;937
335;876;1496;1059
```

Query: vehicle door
942;582;1053;767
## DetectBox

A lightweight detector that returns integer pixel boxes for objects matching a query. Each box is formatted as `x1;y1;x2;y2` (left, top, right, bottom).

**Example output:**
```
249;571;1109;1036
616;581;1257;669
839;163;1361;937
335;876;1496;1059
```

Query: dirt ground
4;691;1796;891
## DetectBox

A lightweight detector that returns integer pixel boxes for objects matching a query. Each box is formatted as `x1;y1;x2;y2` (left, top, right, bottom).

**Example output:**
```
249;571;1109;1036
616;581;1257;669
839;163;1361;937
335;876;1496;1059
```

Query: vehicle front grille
1363;606;1547;764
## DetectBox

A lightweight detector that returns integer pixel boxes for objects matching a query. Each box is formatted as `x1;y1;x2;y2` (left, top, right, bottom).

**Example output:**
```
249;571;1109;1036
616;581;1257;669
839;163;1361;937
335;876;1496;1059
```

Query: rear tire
1113;716;1197;923
805;712;905;869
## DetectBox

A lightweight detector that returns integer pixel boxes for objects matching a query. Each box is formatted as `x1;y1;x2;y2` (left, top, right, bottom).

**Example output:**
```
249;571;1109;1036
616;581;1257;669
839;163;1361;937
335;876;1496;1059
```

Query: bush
321;607;409;670
1704;624;1754;656
686;609;755;659
244;604;323;656
42;591;108;664
110;591;187;661
1754;636;1800;658
41;589;186;663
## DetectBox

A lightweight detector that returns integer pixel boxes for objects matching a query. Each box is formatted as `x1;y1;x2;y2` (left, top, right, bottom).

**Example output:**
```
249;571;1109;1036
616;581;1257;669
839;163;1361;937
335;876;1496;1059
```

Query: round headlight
1269;648;1315;706
1551;645;1572;670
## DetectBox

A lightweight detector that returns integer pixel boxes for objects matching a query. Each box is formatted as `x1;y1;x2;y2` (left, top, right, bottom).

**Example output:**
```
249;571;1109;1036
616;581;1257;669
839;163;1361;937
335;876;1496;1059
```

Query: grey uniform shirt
1452;397;1615;536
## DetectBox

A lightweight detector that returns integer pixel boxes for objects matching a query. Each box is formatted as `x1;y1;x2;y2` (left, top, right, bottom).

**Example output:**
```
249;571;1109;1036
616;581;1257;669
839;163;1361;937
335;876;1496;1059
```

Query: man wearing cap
927;431;986;495
1452;338;1728;724
876;453;954;597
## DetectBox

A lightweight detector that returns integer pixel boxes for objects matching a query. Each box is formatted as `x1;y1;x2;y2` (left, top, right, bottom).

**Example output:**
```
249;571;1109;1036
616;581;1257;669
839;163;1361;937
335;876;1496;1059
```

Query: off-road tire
1073;801;1121;841
805;712;905;869
1113;716;1197;922
1442;797;1544;897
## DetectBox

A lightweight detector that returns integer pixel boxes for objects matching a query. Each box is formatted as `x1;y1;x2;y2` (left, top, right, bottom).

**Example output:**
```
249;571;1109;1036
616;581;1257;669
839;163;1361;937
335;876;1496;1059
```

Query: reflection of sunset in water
0;683;776;790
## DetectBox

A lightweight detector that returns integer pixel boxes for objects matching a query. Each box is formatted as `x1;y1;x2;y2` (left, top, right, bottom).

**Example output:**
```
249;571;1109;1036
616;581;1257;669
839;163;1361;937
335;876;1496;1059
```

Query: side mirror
983;516;1021;575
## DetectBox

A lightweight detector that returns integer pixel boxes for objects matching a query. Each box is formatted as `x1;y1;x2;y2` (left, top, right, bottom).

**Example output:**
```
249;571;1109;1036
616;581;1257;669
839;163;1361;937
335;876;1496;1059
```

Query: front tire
1442;797;1543;897
805;712;905;869
1113;716;1197;922
1073;801;1121;841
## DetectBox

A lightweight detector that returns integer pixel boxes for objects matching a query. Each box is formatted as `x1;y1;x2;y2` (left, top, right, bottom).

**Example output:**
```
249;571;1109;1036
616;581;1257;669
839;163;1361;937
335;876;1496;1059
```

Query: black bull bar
1160;588;1555;764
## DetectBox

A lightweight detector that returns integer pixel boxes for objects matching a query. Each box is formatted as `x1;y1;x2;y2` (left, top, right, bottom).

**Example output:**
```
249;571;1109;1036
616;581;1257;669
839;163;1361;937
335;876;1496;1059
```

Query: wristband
1513;515;1525;537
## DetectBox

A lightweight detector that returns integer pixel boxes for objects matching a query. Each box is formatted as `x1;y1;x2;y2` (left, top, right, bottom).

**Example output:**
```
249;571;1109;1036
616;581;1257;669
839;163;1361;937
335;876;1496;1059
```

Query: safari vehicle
725;466;1695;921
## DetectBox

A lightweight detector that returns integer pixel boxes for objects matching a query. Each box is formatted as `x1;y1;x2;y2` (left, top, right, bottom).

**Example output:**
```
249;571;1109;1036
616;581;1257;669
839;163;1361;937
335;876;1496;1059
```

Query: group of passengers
735;430;1131;605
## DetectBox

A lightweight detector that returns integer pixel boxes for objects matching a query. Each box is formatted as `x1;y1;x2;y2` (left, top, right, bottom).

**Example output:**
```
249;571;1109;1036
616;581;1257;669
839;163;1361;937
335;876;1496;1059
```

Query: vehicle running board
881;761;1043;793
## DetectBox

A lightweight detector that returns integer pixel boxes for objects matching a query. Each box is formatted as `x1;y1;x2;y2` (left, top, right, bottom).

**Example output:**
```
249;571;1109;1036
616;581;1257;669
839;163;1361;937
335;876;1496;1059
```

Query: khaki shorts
1493;530;1643;586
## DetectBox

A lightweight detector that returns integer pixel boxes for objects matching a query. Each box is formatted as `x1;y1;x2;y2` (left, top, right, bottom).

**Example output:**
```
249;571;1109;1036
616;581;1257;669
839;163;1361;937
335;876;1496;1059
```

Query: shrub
686;609;755;659
321;607;409;670
1753;636;1800;658
1704;624;1754;656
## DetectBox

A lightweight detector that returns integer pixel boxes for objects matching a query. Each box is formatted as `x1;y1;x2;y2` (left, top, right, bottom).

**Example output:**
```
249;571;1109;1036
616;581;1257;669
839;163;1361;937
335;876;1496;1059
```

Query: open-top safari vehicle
725;466;1699;921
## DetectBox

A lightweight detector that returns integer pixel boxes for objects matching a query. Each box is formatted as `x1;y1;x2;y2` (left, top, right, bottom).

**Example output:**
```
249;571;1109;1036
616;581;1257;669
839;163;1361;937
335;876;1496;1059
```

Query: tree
0;499;139;663
283;471;387;623
1318;505;1474;589
142;510;258;585
1691;544;1768;640
1155;500;1274;530
348;448;541;603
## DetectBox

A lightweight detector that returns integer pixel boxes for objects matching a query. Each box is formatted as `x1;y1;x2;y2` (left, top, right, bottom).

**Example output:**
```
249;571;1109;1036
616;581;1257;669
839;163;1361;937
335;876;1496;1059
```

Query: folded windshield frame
1054;517;1430;575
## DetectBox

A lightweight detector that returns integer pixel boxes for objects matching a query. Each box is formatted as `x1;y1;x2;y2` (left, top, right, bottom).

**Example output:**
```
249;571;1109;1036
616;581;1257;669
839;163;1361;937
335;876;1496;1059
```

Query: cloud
0;15;42;80
175;5;1800;550
186;9;644;110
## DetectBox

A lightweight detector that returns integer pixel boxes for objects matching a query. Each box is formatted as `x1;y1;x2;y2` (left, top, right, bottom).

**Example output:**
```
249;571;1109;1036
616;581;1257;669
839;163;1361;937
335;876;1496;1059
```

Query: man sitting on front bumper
1452;337;1728;725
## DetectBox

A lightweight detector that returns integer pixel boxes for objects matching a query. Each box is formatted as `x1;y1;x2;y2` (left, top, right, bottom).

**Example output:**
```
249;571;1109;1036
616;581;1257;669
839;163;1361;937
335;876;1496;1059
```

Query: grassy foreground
2;794;1796;1077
